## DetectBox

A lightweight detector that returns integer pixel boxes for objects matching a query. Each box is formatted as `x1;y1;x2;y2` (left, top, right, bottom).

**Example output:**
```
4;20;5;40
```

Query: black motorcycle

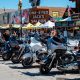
2;41;20;61
0;41;5;56
39;49;78;74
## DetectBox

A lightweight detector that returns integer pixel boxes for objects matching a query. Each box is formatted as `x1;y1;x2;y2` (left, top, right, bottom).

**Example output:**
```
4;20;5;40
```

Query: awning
12;24;21;28
34;22;42;28
22;23;34;29
0;24;10;29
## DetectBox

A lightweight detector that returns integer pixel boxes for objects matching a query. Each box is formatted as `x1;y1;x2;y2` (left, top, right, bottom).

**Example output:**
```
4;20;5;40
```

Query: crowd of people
0;29;67;50
0;29;79;50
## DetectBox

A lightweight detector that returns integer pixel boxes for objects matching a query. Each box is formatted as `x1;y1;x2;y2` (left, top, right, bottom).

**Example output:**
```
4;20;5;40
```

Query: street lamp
18;0;22;38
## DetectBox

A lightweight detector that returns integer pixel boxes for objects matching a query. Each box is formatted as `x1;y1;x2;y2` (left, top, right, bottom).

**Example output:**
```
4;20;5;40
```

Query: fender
22;53;32;60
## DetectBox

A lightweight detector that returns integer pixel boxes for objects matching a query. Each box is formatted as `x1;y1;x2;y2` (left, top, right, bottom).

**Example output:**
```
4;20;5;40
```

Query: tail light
14;45;20;49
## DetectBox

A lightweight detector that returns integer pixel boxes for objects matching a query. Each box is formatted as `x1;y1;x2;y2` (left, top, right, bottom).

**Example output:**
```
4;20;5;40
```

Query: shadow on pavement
9;65;40;69
21;70;80;77
64;78;80;80
5;62;20;65
56;78;80;80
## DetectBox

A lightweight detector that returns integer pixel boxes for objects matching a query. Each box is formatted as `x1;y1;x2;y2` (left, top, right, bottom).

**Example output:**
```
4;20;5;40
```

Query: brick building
0;6;76;24
29;6;67;24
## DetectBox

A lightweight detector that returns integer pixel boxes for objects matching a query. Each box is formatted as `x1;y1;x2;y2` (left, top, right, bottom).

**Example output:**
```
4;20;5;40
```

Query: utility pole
18;0;22;37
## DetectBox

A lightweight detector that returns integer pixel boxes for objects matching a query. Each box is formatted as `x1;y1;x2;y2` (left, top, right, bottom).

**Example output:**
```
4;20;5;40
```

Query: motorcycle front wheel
11;55;20;64
22;57;33;68
40;63;52;74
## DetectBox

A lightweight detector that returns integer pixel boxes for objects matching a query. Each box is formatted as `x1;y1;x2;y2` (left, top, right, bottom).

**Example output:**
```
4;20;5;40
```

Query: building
0;9;29;24
0;6;76;24
0;9;16;24
29;6;68;24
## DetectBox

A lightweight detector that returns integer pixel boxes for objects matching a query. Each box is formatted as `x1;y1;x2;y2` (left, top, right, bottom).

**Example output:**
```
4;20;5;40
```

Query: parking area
0;57;80;80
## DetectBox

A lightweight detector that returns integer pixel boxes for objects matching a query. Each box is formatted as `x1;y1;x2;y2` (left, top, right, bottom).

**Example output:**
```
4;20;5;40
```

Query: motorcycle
39;38;78;74
11;39;31;63
2;41;20;61
21;37;47;68
0;41;5;56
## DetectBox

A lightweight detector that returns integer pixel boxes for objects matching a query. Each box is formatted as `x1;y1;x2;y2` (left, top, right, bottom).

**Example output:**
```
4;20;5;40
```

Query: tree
29;0;41;7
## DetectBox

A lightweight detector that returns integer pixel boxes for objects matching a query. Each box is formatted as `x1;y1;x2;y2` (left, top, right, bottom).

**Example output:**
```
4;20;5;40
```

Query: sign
52;12;59;17
55;21;75;27
62;21;68;27
29;8;49;24
71;13;80;20
55;22;62;27
56;21;68;27
10;9;29;24
68;21;75;26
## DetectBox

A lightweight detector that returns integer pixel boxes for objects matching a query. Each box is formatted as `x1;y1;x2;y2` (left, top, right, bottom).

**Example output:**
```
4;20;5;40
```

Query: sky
0;0;75;9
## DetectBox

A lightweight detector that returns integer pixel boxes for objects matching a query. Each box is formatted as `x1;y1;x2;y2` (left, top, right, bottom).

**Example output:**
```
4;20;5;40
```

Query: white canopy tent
22;23;34;29
34;22;42;28
12;24;21;28
0;24;10;29
60;17;71;21
39;20;55;28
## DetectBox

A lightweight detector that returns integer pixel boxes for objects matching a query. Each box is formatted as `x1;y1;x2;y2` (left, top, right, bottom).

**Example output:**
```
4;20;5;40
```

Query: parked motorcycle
21;37;47;68
0;41;5;56
39;38;78;74
2;41;20;61
11;39;31;63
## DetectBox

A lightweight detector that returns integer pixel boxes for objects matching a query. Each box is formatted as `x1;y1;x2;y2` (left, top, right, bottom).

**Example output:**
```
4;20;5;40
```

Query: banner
10;9;29;24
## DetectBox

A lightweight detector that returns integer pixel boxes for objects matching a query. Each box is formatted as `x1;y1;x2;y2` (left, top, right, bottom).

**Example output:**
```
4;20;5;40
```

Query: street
0;57;80;80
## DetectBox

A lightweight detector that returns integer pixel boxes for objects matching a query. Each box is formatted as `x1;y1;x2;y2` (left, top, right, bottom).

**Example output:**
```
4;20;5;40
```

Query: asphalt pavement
0;57;80;80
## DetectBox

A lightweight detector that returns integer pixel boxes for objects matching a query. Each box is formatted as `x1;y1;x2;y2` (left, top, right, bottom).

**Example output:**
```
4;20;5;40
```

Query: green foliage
36;0;40;6
29;0;40;7
29;0;33;3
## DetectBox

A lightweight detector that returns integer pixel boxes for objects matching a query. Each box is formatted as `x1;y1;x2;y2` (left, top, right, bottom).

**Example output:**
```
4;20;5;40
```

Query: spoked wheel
11;55;20;64
22;57;33;68
40;63;52;74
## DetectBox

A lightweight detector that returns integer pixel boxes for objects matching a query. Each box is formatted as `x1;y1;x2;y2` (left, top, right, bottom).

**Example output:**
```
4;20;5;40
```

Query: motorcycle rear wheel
40;64;52;74
61;54;75;64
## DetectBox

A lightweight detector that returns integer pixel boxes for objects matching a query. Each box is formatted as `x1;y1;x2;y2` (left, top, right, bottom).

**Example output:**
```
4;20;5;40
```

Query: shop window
52;12;59;17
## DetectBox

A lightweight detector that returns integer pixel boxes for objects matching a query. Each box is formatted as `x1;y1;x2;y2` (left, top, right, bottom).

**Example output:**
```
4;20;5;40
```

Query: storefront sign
29;8;49;24
55;22;62;27
55;21;75;27
68;21;75;26
62;21;68;27
71;13;80;20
